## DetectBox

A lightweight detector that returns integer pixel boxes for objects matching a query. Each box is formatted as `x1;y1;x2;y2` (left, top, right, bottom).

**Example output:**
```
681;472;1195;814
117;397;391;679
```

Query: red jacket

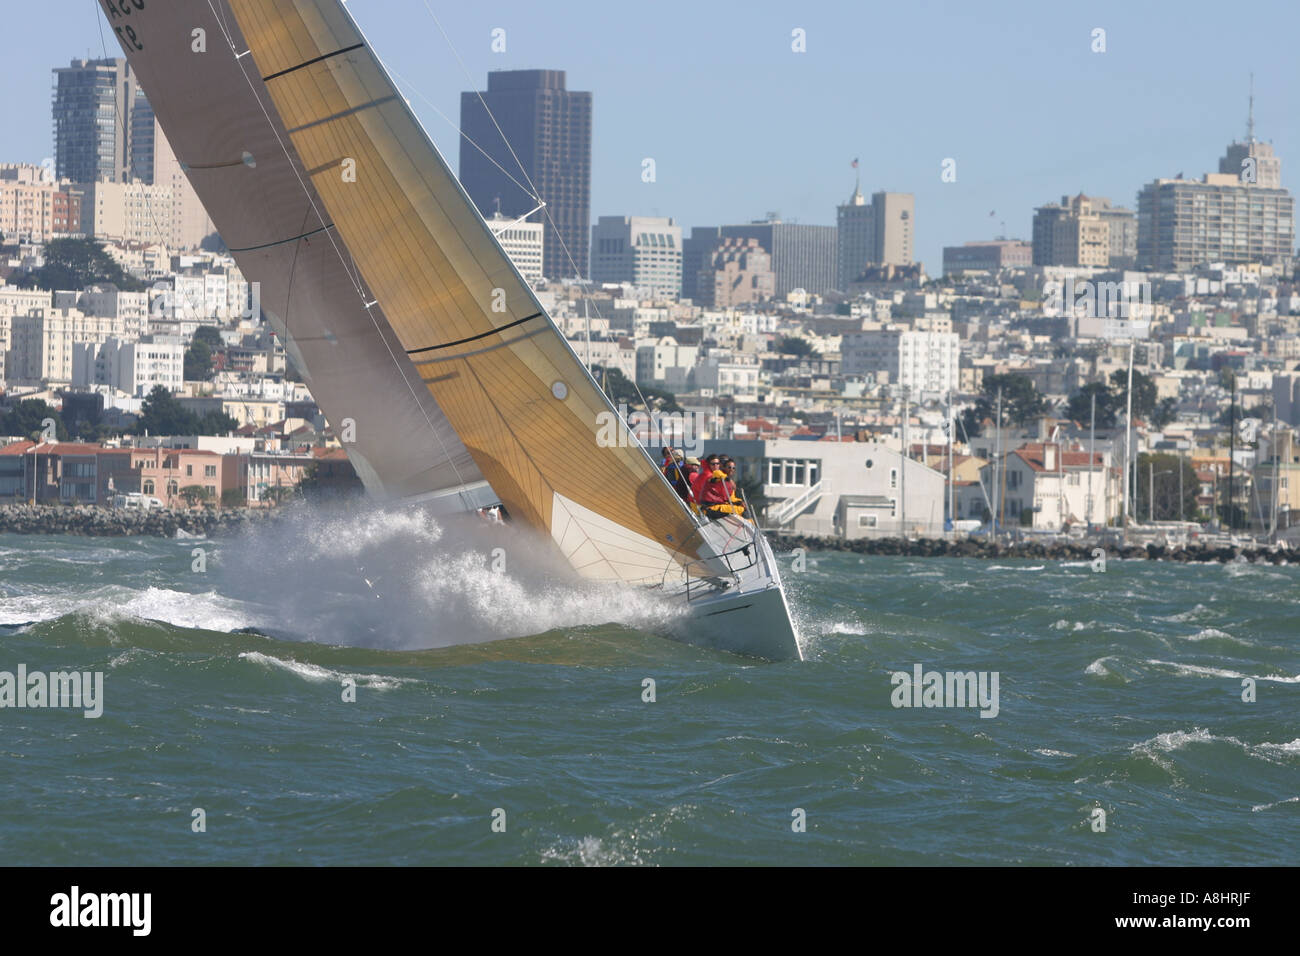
698;469;731;506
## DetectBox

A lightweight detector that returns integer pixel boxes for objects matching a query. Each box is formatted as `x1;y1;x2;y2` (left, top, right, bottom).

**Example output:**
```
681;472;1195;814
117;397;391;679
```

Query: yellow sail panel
229;0;700;580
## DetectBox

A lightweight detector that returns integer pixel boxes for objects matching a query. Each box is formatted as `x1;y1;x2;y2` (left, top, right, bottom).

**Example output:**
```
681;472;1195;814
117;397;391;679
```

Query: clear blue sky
14;0;1299;273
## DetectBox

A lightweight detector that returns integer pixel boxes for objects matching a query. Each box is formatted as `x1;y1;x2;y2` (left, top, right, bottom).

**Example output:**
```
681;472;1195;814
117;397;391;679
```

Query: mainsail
103;0;702;585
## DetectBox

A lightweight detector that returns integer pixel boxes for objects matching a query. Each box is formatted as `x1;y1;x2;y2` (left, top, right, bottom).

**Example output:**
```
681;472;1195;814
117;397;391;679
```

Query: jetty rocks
0;503;276;538
774;532;1293;565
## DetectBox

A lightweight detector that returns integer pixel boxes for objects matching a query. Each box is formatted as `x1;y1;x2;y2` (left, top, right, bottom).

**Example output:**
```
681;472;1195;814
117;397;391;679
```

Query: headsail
103;0;703;585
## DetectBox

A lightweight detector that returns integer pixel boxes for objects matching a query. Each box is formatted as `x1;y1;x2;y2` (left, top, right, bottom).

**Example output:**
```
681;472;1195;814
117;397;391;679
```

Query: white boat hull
659;518;803;661
670;581;803;661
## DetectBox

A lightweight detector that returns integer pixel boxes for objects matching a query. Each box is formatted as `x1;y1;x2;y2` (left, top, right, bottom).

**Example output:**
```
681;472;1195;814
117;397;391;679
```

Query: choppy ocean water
1;506;1296;866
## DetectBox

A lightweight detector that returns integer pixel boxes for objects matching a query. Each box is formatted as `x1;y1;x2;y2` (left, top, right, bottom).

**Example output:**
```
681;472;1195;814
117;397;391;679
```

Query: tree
1064;382;1119;429
1152;397;1178;429
184;340;213;381
192;326;224;350
1108;369;1158;421
590;364;683;414
221;487;246;509
178;485;211;508
0;399;68;441
960;373;1046;438
134;385;237;437
1134;453;1198;522
13;238;146;292
136;386;193;436
262;484;295;506
777;336;814;358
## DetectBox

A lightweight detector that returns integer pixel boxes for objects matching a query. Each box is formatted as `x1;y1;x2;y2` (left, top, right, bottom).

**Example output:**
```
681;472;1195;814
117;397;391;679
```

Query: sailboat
104;0;801;661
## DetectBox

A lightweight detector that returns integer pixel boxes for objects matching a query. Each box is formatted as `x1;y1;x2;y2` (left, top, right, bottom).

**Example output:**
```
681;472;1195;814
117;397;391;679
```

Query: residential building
1033;194;1136;267
841;328;960;395
964;442;1117;530
1138;127;1293;270
697;237;774;308
6;307;126;384
0;165;83;242
72;335;185;396
635;337;698;392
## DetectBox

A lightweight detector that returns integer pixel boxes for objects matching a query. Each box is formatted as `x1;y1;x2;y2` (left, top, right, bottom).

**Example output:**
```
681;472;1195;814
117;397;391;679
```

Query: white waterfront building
706;437;946;539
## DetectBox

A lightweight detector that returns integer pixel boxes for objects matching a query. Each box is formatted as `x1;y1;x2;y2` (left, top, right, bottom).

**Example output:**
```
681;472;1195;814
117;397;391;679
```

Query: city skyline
6;0;1298;275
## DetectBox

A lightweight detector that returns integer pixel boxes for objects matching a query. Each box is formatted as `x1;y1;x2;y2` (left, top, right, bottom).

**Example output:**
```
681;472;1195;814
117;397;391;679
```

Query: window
142;480;154;494
890;468;897;489
204;465;216;477
186;465;192;476
166;481;178;495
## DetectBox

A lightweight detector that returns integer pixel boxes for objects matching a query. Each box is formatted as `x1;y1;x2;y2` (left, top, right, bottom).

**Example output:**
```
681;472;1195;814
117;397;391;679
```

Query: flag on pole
851;158;859;168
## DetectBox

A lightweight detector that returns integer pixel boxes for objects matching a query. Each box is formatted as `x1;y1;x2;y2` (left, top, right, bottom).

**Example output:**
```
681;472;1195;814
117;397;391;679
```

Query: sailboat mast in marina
101;0;801;660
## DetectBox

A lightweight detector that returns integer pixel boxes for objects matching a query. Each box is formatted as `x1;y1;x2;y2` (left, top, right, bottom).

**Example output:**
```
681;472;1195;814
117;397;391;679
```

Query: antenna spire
1247;72;1255;143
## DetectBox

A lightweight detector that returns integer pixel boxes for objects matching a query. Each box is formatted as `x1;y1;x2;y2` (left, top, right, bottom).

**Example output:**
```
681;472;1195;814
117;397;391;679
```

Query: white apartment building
6;308;126;384
692;353;760;401
636;336;698;392
72;334;184;396
487;213;545;284
0;287;55;386
573;338;636;379
841;327;959;395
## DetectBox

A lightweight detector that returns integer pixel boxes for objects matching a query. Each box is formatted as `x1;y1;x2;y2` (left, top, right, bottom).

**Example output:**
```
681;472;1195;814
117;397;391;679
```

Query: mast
1122;339;1134;536
947;389;954;531
995;386;1005;533
900;385;908;538
1228;372;1236;531
1088;391;1095;529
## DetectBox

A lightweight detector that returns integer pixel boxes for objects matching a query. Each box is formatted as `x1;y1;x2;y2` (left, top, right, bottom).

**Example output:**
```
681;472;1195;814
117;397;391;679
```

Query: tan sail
104;0;701;585
98;0;485;508
222;0;702;583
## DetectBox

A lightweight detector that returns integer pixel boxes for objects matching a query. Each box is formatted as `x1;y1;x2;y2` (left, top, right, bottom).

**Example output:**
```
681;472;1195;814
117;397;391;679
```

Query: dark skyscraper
52;58;139;185
459;70;592;280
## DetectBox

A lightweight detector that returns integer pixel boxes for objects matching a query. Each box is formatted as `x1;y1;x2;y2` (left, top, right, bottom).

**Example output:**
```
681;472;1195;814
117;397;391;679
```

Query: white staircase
768;479;829;527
